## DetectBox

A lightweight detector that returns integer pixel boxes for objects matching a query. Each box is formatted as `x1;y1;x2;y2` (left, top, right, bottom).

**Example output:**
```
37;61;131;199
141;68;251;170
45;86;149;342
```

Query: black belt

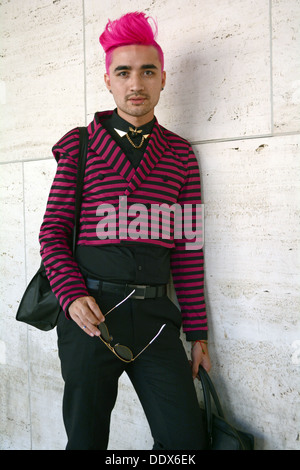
86;278;167;300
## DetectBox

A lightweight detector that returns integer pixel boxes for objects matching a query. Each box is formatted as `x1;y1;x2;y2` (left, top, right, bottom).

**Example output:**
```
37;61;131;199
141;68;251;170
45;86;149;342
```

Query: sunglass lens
98;322;112;342
114;344;133;362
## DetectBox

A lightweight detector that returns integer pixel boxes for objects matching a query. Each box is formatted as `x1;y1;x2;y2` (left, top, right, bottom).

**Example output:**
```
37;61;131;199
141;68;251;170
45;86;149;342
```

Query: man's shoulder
54;126;80;145
52;127;81;162
159;124;192;151
160;124;191;145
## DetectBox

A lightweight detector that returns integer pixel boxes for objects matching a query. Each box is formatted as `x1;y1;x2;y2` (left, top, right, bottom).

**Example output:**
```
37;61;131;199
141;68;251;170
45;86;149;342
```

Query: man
39;11;211;450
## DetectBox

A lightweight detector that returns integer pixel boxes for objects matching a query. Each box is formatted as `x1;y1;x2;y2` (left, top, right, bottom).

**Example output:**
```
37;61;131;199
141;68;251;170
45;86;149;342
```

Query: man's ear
161;71;166;90
104;73;111;91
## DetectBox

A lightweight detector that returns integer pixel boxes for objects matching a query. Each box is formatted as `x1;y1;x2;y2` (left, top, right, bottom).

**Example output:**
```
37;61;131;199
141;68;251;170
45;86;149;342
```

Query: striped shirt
39;111;207;340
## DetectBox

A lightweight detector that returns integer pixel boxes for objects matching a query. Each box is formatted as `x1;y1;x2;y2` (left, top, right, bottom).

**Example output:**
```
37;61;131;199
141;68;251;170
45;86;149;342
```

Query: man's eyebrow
113;65;131;73
113;64;158;73
141;64;158;70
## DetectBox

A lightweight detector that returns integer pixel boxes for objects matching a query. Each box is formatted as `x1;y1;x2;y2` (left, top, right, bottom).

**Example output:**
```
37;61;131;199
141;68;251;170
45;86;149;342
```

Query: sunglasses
98;290;166;363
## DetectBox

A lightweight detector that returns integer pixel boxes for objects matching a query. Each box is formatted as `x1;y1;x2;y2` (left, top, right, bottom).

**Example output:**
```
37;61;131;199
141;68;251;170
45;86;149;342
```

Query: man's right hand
68;296;105;337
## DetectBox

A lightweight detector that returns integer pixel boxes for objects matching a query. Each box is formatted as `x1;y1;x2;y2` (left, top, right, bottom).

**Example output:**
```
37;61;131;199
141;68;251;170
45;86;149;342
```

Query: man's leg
126;297;207;450
56;299;126;450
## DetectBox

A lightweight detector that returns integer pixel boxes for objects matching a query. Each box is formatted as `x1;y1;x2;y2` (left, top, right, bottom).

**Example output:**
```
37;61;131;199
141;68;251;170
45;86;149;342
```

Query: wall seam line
0;130;299;166
22;162;33;450
269;0;274;135
190;130;300;146
82;0;87;125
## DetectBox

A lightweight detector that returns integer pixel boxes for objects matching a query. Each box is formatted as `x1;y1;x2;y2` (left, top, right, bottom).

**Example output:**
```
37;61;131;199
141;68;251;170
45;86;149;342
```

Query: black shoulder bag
16;127;88;331
198;366;255;450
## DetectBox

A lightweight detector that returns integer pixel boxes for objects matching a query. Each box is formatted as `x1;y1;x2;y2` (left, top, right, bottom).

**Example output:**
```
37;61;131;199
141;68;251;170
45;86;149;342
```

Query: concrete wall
0;0;299;450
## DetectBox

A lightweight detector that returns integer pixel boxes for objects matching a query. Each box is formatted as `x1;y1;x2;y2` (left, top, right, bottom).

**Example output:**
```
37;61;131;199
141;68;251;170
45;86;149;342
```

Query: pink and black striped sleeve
39;128;89;315
170;145;208;341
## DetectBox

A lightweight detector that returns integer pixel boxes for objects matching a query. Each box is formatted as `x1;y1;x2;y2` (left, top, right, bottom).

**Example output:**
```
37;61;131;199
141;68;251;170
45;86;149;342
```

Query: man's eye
118;71;129;77
144;70;154;76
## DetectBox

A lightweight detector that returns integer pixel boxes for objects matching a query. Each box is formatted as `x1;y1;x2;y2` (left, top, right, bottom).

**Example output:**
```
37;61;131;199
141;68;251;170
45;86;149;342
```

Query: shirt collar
106;109;155;137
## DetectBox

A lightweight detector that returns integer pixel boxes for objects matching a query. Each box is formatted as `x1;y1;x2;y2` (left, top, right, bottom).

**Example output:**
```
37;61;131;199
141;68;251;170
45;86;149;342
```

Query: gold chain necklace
126;133;146;149
125;126;150;149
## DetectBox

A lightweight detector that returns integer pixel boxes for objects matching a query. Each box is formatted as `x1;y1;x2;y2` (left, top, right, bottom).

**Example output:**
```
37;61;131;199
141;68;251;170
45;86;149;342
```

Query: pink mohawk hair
99;12;164;73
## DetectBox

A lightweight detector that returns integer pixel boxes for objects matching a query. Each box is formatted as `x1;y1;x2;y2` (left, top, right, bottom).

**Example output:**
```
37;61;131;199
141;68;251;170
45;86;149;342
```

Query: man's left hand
191;341;211;379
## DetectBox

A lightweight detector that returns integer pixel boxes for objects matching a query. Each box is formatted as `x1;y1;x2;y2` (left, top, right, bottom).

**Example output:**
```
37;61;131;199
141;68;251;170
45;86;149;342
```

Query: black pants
57;288;207;450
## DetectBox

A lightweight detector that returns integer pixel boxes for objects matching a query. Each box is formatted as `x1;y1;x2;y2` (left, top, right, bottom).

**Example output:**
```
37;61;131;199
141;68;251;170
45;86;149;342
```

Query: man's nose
129;73;144;92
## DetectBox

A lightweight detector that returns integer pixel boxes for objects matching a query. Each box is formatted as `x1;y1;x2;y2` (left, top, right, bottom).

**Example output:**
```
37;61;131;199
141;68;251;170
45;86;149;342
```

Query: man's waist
86;278;167;299
76;244;171;285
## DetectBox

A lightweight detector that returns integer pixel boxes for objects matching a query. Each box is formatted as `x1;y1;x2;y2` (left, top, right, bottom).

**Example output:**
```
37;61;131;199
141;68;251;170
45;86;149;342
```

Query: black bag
16;127;88;331
198;366;255;450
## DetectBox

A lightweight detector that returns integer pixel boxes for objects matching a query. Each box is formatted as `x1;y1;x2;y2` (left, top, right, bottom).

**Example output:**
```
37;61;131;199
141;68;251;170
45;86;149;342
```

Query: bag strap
198;366;226;441
72;126;88;254
198;366;225;418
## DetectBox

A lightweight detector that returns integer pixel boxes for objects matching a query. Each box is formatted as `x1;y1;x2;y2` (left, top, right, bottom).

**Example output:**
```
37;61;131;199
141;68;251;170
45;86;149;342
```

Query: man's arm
39;129;101;325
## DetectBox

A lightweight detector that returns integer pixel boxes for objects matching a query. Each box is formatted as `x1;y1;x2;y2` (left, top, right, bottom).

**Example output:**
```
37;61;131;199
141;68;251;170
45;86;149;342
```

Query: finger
78;316;100;337
202;357;212;373
69;310;96;337
192;365;198;379
191;360;197;379
85;297;105;323
70;297;104;334
70;309;100;337
80;310;102;337
81;299;104;337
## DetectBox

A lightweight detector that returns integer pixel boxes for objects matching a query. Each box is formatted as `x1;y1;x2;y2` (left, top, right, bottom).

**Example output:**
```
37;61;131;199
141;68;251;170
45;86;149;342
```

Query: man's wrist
191;340;208;352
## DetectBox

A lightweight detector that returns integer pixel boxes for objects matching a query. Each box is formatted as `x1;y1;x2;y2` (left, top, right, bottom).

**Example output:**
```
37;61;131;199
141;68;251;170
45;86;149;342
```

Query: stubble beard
119;101;154;120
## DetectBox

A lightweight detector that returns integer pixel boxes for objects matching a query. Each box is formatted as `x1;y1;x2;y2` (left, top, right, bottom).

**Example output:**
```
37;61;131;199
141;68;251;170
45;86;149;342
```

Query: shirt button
138;265;142;271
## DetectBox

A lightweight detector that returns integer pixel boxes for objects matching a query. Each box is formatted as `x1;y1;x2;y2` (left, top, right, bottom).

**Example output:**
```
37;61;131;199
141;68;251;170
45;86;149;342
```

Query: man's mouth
127;95;148;104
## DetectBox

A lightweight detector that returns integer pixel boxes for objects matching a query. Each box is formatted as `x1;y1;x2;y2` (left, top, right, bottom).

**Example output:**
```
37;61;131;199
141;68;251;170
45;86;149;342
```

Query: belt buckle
127;284;147;299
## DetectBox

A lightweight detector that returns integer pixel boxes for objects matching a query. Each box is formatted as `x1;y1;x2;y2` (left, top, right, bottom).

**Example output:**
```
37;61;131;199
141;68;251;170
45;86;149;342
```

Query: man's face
104;44;166;126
